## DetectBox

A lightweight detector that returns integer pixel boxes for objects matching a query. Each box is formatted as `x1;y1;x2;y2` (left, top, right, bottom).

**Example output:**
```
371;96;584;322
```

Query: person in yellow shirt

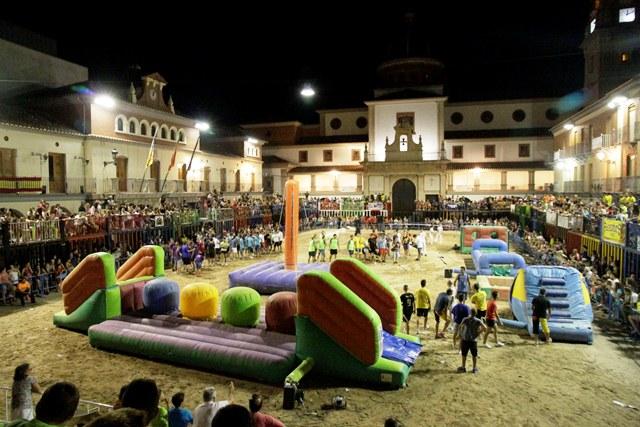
414;279;432;333
470;283;487;318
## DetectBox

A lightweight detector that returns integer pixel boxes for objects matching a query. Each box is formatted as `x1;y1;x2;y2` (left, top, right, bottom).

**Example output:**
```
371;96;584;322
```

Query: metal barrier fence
8;220;61;246
0;386;113;424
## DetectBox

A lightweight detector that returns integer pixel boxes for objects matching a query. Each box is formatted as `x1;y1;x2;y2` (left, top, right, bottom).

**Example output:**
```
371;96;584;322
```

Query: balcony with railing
563;180;585;193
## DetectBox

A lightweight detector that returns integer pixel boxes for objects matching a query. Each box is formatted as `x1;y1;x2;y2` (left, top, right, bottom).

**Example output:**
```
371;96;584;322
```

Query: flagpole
139;127;158;193
160;162;172;193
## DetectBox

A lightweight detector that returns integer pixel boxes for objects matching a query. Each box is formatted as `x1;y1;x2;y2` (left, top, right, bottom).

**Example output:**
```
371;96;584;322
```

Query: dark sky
2;1;593;126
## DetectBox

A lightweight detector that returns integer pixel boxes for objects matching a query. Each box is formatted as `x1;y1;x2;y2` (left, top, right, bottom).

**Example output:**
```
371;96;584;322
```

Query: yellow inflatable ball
180;283;219;320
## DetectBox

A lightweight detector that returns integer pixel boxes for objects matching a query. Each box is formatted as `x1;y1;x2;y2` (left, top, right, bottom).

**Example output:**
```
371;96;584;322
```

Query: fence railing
8;219;61;245
0;386;113;424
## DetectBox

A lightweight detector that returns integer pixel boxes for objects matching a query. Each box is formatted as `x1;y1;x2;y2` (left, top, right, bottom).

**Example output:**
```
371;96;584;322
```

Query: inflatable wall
460;226;508;254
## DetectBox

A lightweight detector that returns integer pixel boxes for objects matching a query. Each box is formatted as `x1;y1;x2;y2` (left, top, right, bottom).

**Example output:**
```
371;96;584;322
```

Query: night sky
2;1;592;126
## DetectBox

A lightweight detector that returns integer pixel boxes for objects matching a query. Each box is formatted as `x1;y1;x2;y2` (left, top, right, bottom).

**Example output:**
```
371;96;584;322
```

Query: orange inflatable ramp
330;258;401;335
61;252;115;314
116;245;164;282
297;271;382;366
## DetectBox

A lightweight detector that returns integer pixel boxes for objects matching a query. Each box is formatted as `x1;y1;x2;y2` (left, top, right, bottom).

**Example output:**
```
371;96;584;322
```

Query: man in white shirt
192;382;234;427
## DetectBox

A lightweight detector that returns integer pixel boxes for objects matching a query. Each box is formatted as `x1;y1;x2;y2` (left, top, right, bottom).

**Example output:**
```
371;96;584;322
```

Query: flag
168;143;177;171
186;136;200;172
145;126;159;168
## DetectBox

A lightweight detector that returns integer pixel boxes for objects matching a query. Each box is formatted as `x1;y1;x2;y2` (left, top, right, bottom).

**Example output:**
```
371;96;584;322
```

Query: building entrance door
392;178;416;218
116;156;128;192
48;153;66;193
150;160;160;192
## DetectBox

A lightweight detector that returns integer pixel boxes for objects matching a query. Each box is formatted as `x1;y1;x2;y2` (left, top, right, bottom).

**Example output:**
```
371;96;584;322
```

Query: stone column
501;170;507;191
528;170;535;192
310;174;316;193
357;173;363;192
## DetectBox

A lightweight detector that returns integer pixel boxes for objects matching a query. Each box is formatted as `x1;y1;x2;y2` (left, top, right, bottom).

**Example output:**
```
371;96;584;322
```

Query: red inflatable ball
265;291;297;335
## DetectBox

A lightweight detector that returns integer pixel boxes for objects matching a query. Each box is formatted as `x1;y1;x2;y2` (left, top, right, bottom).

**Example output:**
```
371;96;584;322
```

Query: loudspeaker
444;269;452;278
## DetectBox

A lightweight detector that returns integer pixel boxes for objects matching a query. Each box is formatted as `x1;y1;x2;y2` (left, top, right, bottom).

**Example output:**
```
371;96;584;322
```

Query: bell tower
384;116;423;162
137;72;173;113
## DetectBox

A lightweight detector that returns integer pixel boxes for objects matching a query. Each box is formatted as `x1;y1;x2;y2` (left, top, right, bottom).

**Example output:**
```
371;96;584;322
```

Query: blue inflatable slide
502;266;593;344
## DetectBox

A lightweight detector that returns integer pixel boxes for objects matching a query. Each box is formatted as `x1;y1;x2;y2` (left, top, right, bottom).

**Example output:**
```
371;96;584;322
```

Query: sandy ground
1;229;639;427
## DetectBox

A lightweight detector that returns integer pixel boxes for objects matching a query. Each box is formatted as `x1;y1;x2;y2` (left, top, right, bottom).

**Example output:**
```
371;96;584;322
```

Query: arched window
161;127;167;139
140;123;148;135
117;118;124;132
170;129;176;140
129;120;136;133
151;125;157;136
178;131;184;142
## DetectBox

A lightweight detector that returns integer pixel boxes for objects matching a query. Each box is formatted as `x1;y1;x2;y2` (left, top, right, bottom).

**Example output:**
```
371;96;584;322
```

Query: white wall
321;110;369;136
263;143;364;166
368;99;443;161
444;99;562;130
0;124;85;189
444;137;554;162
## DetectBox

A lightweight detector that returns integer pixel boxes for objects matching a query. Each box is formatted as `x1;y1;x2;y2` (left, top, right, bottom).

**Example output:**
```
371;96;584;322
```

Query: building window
151;125;157;136
519;144;530;158
298;150;308;163
129;120;136;133
452;146;463;159
621;52;631;63
512;109;526;122
178;131;184;142
397;112;415;128
484;145;496;158
323;150;333;162
161;127;167;139
356;116;368;129
330;118;342;130
545;108;559;121
170;129;176;140
140;123;147;135
351;150;361;161
450;112;463;125
117;118;124;132
481;111;494;123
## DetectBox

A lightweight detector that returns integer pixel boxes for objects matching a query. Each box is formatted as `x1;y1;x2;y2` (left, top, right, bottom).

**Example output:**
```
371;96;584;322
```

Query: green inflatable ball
221;287;261;327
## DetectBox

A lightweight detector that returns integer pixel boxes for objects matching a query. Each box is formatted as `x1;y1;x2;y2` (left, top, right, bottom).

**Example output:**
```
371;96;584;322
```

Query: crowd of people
6;363;285;427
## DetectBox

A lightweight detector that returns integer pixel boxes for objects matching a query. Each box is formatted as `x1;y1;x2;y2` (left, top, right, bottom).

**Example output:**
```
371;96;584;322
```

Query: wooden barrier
581;235;601;257
601;241;624;279
565;230;583;255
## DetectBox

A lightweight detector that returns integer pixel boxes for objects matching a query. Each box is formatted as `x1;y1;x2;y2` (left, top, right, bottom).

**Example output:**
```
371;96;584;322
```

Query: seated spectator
249;394;284;427
211;404;252;427
86;408;147;427
168;392;192;427
15;277;35;306
6;381;80;427
121;379;161;426
192;382;234;427
1;266;15;304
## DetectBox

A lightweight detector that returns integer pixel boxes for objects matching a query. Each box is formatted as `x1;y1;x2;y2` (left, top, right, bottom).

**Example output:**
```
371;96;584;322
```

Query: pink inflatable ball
265;291;297;335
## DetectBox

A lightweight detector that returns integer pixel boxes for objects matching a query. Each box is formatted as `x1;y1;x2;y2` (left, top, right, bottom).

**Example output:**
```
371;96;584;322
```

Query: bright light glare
330;170;340;177
247;138;258;144
300;86;316;97
596;151;606;161
94;95;115;109
195;121;210;131
563;123;574;130
473;167;482;176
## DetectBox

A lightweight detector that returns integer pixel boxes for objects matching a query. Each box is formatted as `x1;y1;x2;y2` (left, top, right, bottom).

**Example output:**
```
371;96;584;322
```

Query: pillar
310;174;316;193
501;170;507;191
528;170;535;192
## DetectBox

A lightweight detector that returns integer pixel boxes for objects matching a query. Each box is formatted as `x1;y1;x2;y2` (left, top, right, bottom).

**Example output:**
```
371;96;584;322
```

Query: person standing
307;235;317;263
531;288;552;345
457;308;487;374
192;382;234;427
329;234;339;262
415;279;432;333
415;233;425;261
6;382;80;427
434;288;453;339
451;293;470;349
400;285;416;335
11;363;42;421
470;283;487;319
483;290;505;348
454;266;470;301
347;235;355;257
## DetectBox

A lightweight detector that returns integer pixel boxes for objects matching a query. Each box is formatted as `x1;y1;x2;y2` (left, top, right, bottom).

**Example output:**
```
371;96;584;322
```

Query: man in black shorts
400;285;416;335
457;308;487;374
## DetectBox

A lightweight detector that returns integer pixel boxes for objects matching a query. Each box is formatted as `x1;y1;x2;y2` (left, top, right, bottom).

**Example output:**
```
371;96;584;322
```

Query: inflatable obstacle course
471;239;526;277
502;266;593;344
460;226;508;254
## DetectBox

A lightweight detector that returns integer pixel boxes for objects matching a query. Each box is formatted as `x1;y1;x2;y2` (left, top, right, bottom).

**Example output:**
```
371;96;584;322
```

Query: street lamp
95;94;115;109
300;84;315;97
195;121;210;132
104;149;119;167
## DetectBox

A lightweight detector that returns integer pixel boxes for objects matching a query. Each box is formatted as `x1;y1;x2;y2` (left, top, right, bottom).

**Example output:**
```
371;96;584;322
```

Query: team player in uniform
400;285;416;335
415;279;432;333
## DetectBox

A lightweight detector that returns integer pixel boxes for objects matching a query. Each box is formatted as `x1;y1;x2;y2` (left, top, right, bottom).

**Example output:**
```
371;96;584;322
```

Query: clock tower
137;72;173;113
582;0;640;102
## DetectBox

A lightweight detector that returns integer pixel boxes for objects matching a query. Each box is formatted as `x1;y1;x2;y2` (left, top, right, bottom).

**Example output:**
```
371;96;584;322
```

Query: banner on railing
601;218;626;245
546;211;557;225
